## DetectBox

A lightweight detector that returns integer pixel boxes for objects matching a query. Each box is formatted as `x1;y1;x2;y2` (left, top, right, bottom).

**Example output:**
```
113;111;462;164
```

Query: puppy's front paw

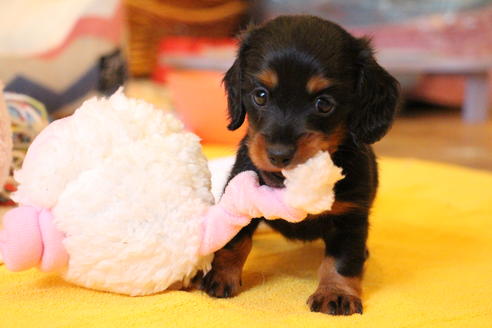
200;267;241;298
307;288;363;315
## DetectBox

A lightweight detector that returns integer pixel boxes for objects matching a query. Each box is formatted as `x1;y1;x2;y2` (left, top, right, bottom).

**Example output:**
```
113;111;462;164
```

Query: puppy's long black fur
199;15;399;315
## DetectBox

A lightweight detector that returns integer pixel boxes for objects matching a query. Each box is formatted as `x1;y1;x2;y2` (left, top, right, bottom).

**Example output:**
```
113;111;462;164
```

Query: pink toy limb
0;206;68;272
0;206;43;271
198;171;307;255
199;205;251;257
38;209;69;272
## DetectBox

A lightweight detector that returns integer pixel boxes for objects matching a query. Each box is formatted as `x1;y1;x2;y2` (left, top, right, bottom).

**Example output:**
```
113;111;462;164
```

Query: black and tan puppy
199;15;399;315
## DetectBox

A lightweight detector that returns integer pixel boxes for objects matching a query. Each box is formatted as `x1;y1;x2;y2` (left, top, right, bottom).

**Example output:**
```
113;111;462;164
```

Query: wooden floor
374;106;492;171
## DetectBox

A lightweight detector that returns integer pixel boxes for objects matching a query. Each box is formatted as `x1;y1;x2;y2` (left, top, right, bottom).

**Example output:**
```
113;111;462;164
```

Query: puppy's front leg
308;214;368;315
200;220;259;298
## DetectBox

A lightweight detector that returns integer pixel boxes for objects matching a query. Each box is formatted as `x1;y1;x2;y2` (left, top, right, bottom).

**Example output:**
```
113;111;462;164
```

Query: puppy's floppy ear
223;25;256;131
349;37;400;144
223;58;245;130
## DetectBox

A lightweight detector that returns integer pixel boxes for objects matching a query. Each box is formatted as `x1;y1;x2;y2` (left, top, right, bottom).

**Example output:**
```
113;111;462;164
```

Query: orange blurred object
166;69;247;145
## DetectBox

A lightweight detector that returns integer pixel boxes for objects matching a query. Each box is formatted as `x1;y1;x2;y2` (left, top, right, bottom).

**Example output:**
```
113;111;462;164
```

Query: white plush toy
0;90;343;296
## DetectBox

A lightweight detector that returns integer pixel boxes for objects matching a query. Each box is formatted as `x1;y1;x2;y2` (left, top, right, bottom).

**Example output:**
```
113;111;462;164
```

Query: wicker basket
125;0;248;76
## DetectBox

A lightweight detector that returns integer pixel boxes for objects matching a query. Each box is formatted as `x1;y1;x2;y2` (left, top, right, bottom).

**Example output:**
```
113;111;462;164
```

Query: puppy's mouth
259;170;285;188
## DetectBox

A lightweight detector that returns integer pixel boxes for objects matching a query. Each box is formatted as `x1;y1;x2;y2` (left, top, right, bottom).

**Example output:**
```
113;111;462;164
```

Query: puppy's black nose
267;144;295;168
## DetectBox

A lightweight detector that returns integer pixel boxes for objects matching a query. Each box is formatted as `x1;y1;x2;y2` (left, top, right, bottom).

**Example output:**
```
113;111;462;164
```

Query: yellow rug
2;147;492;328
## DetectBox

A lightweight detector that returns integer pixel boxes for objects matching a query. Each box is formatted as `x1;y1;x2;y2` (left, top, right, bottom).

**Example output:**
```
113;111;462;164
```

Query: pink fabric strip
199;205;251;256
198;171;307;255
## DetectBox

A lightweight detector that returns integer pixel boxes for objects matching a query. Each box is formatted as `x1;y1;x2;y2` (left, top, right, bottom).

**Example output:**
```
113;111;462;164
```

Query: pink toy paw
38;209;69;272
0;207;43;271
0;206;68;272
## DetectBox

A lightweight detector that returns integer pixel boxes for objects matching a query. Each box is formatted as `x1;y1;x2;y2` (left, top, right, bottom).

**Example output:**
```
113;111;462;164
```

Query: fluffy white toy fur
283;152;343;214
13;90;214;295
4;90;342;296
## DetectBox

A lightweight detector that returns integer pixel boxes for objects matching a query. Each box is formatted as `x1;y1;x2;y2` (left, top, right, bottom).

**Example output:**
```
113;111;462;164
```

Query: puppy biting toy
0;90;343;296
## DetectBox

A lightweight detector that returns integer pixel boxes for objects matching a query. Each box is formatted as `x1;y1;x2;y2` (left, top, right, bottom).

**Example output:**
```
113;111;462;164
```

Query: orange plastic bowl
166;69;247;145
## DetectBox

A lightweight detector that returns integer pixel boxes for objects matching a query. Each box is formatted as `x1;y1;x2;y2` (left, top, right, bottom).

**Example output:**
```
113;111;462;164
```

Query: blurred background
0;0;491;204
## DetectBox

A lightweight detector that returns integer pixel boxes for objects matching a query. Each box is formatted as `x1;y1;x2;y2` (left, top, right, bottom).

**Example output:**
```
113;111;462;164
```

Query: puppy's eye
252;88;268;107
315;96;335;115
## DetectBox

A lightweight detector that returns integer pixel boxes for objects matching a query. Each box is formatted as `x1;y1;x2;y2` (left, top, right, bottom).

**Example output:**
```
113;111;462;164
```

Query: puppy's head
224;15;399;173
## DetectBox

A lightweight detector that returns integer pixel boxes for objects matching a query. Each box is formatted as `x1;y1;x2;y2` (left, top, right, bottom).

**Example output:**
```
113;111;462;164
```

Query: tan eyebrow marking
306;75;332;94
255;69;278;89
